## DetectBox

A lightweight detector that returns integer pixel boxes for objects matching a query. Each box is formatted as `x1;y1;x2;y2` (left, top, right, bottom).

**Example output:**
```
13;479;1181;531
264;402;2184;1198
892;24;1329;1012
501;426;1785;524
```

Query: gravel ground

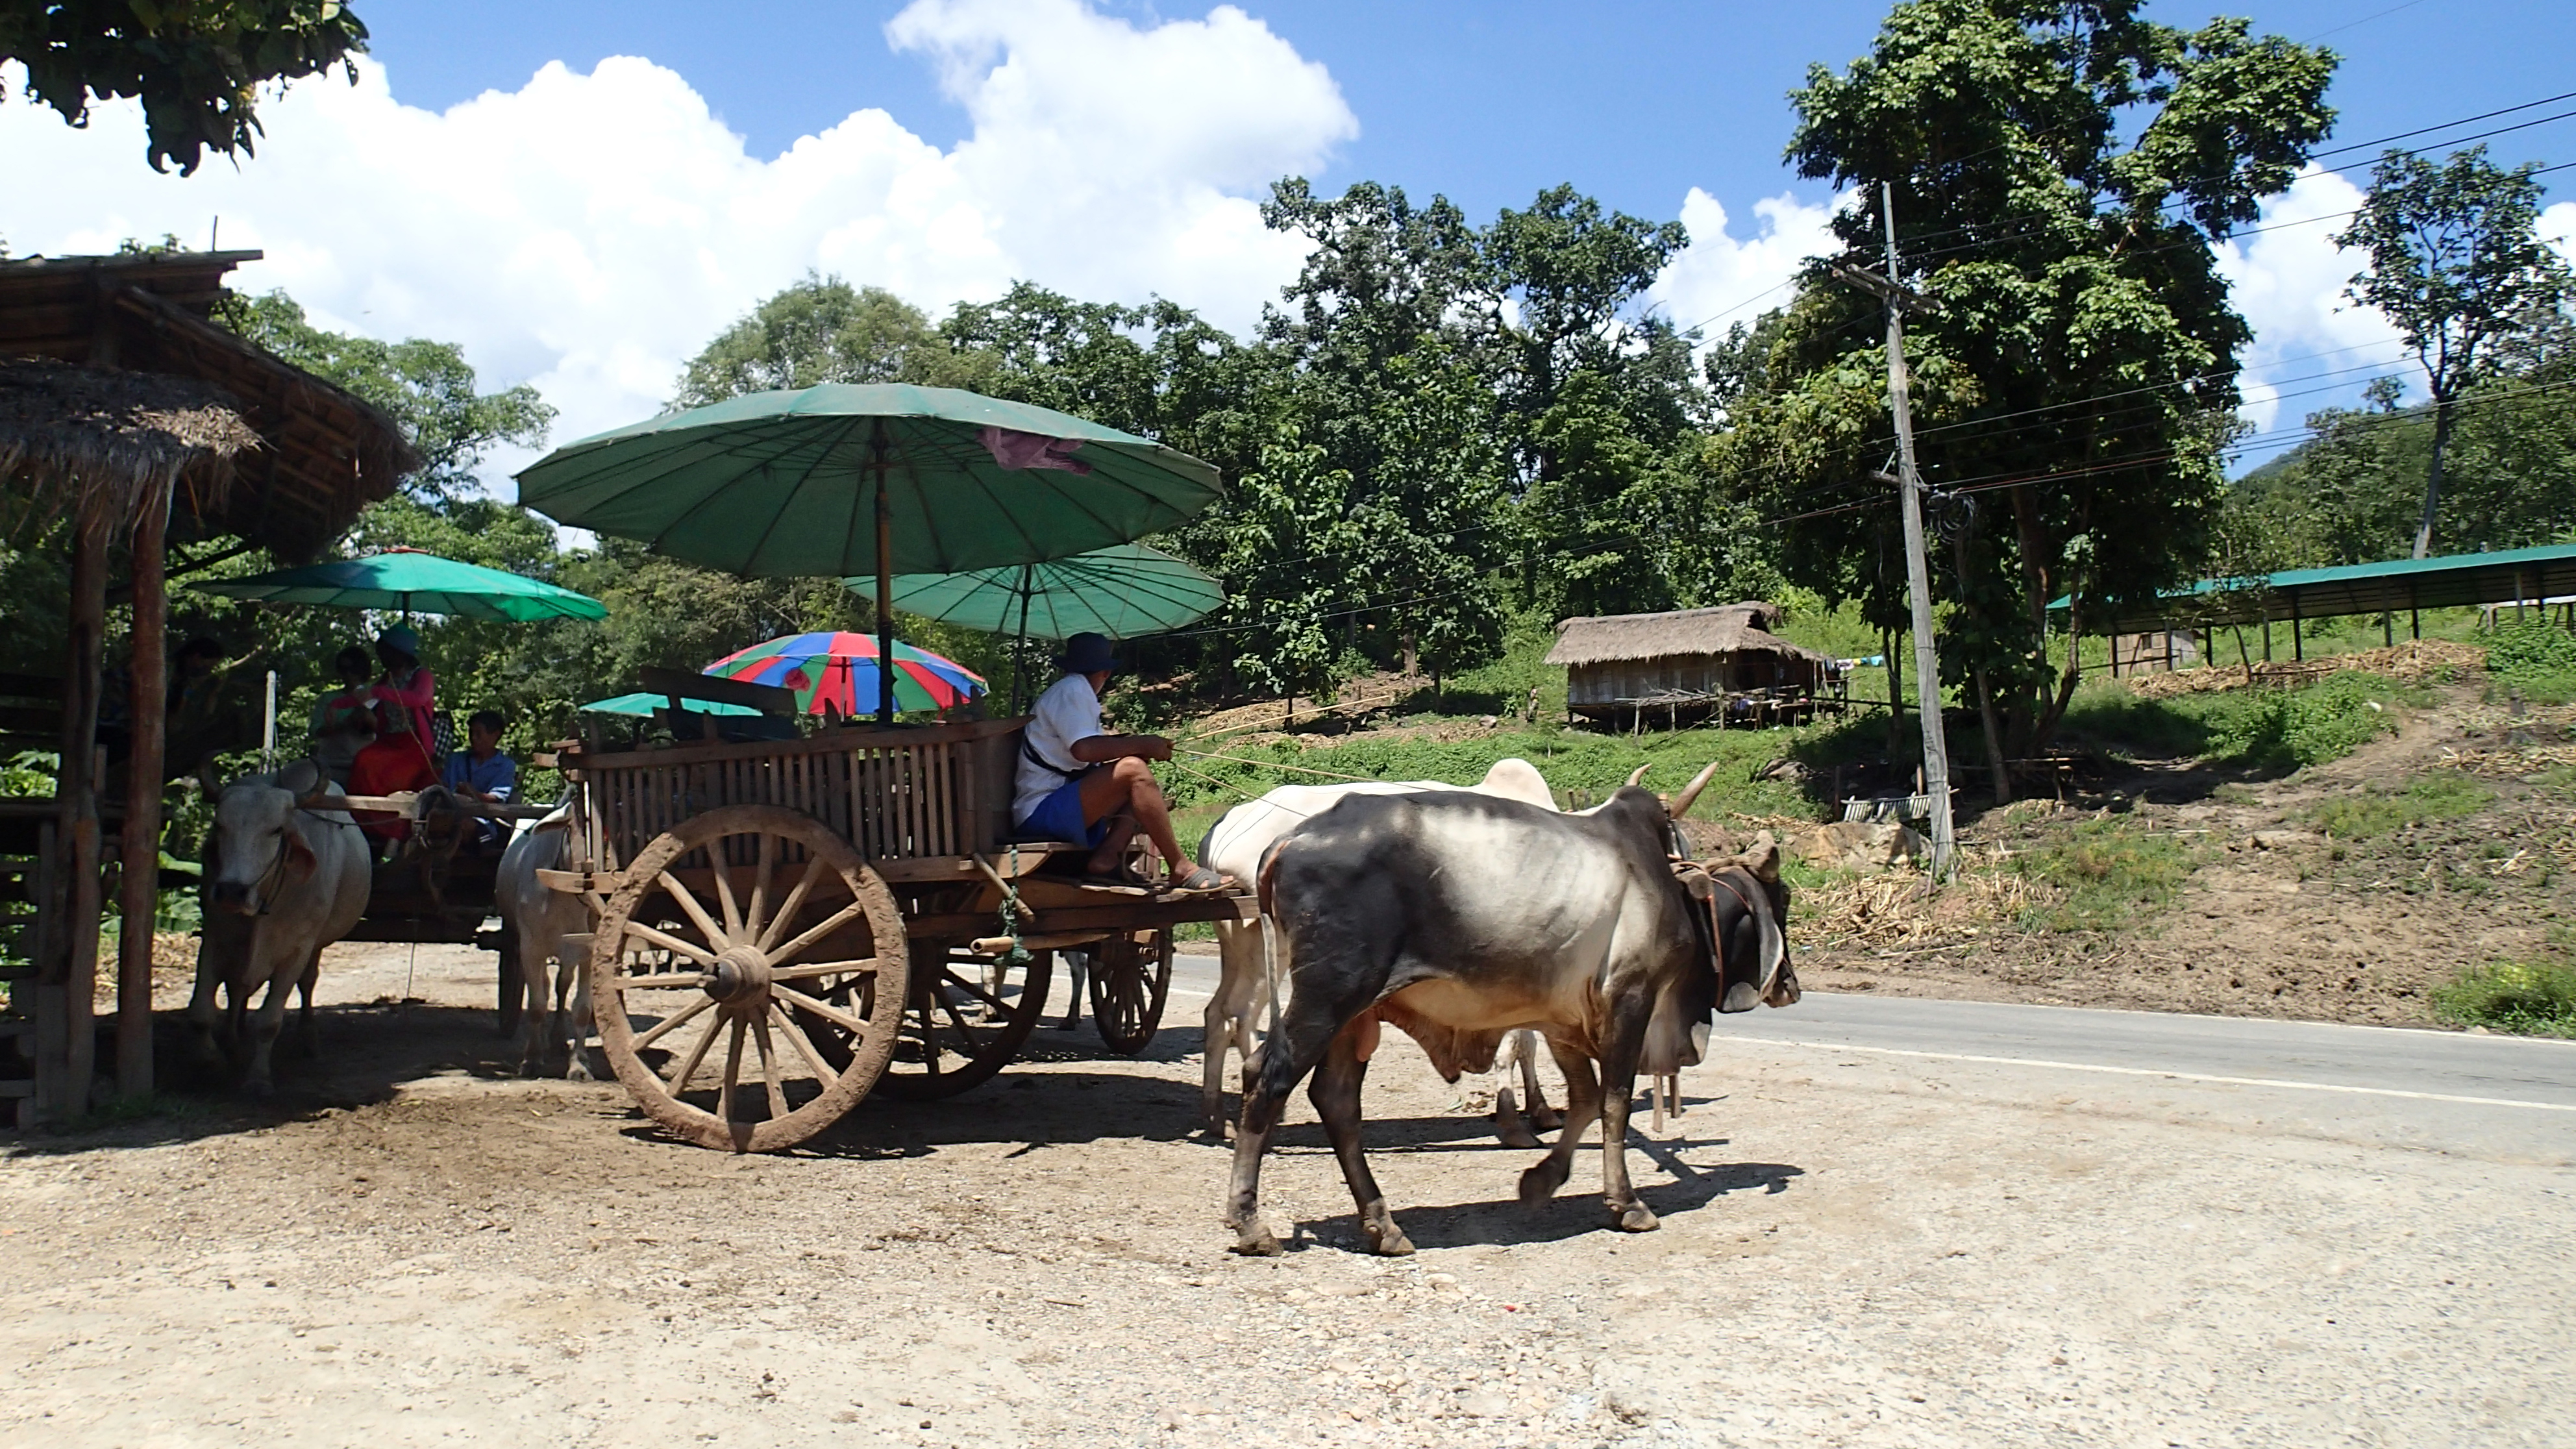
4;940;2571;1447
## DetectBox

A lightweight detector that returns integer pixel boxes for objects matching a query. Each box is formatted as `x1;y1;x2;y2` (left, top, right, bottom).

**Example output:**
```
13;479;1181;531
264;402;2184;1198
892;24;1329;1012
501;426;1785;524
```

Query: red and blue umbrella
704;631;986;715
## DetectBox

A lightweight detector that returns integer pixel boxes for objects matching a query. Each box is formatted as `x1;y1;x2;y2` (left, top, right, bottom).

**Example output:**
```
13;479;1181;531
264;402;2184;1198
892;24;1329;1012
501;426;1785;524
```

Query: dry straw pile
1797;851;2044;947
2125;639;2486;699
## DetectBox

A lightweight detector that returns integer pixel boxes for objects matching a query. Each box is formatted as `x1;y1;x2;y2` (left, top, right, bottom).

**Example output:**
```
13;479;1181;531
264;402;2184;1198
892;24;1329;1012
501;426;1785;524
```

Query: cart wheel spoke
634;993;715;1052
769;958;885;982
872;948;1051;1102
752;1015;791;1120
717;1016;747;1122
617;971;712;990
663;1013;723;1093
939;967;1009;1017
767;1003;838;1087
756;856;830;953
744;832;777;943
773;984;872;1035
622;919;719;967
655;869;730;950
708;846;747;941
935;987;991;1056
770;900;867;963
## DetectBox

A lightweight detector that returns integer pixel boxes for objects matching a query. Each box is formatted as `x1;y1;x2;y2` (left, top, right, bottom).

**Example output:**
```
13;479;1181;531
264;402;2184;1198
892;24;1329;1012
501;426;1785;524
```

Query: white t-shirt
1013;673;1104;823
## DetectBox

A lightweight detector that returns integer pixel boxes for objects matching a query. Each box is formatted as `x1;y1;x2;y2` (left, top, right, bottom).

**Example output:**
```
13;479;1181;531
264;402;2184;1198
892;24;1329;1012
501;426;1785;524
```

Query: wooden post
40;504;110;1124
2292;597;2303;662
116;481;172;1102
2263;615;2273;662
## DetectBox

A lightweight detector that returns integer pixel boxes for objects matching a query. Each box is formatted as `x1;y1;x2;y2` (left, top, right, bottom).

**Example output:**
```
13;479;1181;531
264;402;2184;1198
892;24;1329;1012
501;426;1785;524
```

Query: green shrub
2310;773;2494;841
2482;621;2576;705
2012;819;2202;932
2208;671;2412;769
2433;961;2576;1036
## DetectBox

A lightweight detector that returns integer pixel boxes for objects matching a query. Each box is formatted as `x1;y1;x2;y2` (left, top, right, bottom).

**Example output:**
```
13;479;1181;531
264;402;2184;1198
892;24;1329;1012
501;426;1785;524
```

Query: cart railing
563;717;1024;874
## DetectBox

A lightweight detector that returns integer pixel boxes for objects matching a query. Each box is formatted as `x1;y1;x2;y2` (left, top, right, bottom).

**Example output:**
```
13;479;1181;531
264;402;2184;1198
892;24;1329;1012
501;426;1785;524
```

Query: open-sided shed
2;250;418;1125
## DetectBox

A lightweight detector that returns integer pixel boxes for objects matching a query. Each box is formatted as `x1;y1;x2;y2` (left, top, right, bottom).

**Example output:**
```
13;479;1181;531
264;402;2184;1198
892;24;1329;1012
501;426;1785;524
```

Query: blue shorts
1016;774;1108;847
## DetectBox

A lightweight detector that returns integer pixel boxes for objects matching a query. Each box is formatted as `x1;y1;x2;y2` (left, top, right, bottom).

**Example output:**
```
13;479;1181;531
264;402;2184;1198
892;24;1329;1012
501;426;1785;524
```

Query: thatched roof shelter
0;250;417;558
0;359;258;528
1544;602;1831;669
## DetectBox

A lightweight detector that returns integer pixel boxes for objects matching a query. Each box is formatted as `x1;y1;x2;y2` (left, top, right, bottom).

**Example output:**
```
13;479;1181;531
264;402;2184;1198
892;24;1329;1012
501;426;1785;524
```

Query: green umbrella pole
872;419;895;724
1011;564;1034;716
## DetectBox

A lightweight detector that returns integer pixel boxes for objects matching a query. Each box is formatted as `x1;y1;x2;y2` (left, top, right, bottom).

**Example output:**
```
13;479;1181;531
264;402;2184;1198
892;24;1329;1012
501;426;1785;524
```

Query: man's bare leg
1080;758;1209;882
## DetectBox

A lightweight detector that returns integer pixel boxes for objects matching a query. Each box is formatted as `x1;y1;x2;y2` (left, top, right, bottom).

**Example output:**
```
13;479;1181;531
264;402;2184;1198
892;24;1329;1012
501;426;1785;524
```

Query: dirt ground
5;935;2573;1447
1791;691;2576;1028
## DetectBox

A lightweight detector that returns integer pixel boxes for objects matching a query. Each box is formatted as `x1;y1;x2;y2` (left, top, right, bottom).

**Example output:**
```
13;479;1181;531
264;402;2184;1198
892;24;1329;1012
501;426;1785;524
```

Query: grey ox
192;761;372;1093
1195;758;1570;1141
1224;782;1796;1256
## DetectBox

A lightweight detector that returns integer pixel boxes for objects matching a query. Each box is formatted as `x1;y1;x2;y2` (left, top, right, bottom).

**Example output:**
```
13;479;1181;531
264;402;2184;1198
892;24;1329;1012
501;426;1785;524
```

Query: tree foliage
2336;145;2575;557
0;0;371;173
1716;0;2334;752
217;290;555;502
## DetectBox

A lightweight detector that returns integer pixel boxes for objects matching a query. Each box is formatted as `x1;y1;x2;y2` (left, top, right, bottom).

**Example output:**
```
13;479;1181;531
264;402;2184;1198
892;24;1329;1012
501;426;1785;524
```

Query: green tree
2336;144;2575;558
673;275;984;406
1725;0;2335;753
1;0;371;174
218;290;554;502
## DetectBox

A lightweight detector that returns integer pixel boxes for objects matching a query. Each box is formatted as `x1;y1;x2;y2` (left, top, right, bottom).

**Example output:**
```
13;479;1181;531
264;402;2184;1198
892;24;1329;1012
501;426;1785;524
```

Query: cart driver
1013;632;1227;893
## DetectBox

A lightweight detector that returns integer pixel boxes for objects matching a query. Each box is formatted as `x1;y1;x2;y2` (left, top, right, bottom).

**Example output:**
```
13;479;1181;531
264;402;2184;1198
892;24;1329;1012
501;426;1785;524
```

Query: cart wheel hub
706;946;773;1004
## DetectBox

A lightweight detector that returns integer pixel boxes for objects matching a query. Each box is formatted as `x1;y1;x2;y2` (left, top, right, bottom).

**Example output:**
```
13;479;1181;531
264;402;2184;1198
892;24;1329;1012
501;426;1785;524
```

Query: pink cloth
371;665;436;752
977;427;1092;475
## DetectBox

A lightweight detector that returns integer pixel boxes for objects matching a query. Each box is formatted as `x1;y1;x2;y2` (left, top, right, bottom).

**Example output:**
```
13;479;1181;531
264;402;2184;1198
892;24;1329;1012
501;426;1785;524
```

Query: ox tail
1254;837;1291;1073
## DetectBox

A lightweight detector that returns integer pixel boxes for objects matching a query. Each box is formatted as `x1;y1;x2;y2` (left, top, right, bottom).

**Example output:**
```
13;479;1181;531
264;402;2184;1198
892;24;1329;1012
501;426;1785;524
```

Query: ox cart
535;712;1252;1151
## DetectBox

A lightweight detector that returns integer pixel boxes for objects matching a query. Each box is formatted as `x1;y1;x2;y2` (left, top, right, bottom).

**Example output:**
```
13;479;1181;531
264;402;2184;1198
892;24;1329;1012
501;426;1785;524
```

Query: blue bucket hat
1056;631;1115;675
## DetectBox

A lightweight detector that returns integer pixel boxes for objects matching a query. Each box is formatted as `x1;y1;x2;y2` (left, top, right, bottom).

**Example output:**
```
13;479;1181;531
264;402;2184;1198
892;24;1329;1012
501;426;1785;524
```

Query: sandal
1162;865;1232;895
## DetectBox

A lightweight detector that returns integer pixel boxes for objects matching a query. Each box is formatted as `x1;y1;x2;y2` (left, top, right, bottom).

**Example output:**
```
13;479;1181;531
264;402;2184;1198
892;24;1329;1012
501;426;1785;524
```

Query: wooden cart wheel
495;923;523;1038
1089;930;1172;1056
588;804;909;1152
812;944;1050;1101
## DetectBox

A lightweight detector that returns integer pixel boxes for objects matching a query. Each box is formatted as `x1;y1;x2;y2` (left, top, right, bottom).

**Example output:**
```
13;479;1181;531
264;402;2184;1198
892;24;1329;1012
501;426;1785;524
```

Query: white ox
495;804;595;1079
1197;759;1567;1139
193;761;371;1094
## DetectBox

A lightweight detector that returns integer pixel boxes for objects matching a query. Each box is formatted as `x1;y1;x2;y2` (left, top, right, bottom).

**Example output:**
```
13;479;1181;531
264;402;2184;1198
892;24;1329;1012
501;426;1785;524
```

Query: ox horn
1666;760;1720;821
1625;765;1652;789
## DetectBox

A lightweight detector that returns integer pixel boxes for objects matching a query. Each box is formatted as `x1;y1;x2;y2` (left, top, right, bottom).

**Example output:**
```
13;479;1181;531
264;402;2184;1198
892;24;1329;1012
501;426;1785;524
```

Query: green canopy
512;384;1224;578
580;691;757;718
845;543;1222;642
513;383;1225;720
192;549;606;622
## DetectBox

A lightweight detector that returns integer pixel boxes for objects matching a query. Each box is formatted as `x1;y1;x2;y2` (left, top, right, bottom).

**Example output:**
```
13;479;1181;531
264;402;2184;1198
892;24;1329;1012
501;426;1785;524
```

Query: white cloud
1648;188;1842;346
2214;167;2410;440
0;0;1355;489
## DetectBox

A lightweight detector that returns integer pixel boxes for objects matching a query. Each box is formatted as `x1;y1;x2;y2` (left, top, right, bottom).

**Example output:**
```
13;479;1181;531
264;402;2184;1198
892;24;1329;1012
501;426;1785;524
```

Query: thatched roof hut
1;250;423;1125
0;359;258;528
1546;602;1837;724
0;250;418;558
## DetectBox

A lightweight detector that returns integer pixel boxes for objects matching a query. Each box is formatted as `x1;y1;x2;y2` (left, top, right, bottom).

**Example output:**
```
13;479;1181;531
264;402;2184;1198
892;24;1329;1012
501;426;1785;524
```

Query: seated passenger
442;708;517;851
310;645;377;786
1011;632;1225;892
347;626;439;844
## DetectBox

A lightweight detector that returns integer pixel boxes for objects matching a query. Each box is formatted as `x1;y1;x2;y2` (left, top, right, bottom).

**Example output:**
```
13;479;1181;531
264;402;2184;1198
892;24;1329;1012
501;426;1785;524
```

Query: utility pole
1832;182;1955;878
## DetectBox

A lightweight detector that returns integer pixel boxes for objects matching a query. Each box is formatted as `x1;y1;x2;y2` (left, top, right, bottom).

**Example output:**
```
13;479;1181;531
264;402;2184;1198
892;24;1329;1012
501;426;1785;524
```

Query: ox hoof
1613;1201;1660;1233
1531;1108;1564;1133
566;1058;595;1084
1230;1227;1284;1257
1518;1160;1568;1208
1494;1121;1542;1150
1364;1222;1415;1257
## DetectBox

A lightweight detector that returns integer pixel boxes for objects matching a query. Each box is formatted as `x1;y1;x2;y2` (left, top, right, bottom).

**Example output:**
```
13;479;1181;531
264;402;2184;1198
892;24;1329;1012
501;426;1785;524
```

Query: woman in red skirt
346;625;438;845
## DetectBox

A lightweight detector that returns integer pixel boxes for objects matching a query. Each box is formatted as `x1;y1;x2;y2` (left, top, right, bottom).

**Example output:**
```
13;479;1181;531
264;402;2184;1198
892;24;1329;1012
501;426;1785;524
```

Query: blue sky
364;0;2570;229
11;1;2572;478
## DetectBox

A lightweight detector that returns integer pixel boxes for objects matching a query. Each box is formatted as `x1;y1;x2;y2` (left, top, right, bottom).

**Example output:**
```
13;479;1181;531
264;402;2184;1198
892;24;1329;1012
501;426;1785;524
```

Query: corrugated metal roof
2055;543;2576;630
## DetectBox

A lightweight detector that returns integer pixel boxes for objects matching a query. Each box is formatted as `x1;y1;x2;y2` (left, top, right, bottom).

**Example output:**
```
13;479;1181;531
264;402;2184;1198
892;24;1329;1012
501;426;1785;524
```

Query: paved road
1170;948;2576;1158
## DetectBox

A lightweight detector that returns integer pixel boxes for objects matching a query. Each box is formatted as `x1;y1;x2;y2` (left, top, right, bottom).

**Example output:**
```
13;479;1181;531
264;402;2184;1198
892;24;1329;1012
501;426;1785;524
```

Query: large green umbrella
515;384;1224;721
845;543;1221;642
192;547;606;622
847;543;1222;712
